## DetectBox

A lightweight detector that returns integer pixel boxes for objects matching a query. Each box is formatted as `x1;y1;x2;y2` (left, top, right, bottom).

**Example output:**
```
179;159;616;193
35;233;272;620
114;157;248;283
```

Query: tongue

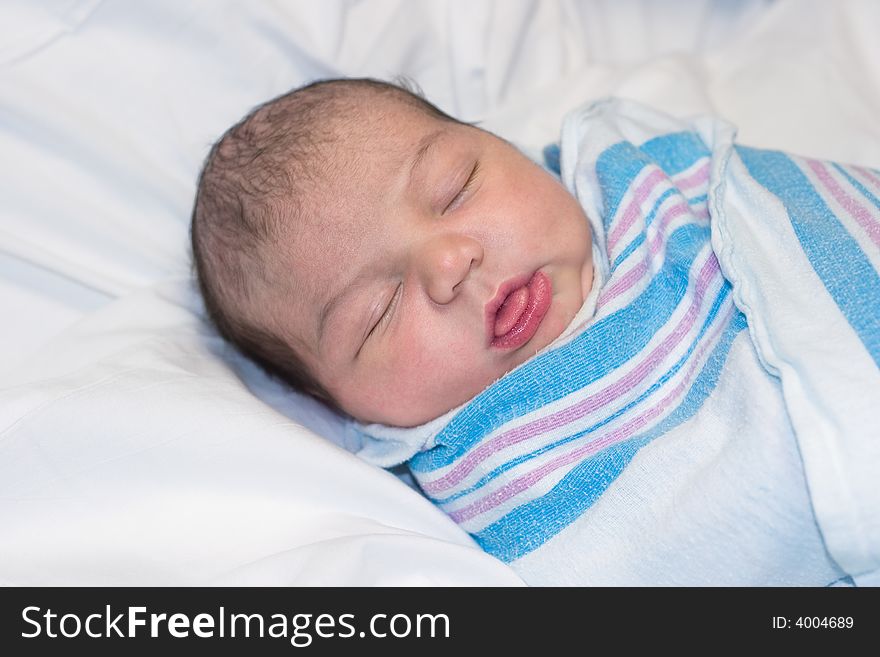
494;286;530;336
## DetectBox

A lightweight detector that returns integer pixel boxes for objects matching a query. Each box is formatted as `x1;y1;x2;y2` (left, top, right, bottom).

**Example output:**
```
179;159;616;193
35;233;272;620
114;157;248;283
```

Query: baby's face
284;105;593;426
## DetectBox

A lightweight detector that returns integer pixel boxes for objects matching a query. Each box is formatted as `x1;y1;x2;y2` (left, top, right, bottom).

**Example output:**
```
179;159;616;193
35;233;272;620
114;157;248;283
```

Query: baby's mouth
486;271;552;350
494;286;530;336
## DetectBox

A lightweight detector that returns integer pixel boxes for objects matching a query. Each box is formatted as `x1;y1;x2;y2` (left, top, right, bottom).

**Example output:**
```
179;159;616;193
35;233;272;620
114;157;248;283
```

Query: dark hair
190;77;460;411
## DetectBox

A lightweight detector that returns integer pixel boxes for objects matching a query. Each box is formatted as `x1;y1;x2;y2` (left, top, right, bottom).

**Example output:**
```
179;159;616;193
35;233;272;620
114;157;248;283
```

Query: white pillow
0;279;525;585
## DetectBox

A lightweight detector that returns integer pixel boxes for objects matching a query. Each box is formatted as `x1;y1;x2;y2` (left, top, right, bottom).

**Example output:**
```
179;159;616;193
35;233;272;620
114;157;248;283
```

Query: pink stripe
607;161;710;253
423;253;721;496
808;160;880;251
448;298;735;524
676;161;711;190
598;201;709;308
597;261;648;307
607;169;666;253
855;166;880;193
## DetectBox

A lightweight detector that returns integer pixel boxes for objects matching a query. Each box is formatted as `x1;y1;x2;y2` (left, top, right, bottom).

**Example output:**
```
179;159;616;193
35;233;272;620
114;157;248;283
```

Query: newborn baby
192;78;880;586
192;78;594;428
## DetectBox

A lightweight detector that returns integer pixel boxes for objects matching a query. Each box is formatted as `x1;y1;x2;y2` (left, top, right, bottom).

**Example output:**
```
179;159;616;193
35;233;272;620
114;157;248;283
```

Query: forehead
296;114;440;247
299;96;467;236
333;95;443;160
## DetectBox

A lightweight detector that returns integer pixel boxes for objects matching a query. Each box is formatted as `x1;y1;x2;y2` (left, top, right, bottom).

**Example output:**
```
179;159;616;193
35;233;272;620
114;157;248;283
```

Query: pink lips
486;271;552;350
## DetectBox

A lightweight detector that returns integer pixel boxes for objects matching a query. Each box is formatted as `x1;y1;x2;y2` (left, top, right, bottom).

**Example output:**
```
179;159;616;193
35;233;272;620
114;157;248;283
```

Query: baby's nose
418;233;483;305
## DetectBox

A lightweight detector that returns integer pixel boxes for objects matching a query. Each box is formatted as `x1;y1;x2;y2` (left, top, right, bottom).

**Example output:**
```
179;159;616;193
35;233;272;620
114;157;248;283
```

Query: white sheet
1;0;878;585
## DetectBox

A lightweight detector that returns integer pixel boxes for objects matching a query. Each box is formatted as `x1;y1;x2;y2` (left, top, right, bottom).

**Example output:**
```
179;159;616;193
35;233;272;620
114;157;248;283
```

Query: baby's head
192;78;593;427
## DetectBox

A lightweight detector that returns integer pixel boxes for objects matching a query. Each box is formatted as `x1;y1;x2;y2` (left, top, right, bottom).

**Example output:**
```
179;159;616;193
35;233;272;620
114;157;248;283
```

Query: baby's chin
519;298;579;356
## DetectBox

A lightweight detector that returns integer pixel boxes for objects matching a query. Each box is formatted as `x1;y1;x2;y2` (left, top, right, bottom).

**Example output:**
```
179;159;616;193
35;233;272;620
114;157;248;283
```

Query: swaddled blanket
350;99;880;586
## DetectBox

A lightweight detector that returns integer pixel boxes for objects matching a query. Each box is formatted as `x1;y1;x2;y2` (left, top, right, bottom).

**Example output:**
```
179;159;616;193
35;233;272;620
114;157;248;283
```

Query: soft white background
0;0;877;585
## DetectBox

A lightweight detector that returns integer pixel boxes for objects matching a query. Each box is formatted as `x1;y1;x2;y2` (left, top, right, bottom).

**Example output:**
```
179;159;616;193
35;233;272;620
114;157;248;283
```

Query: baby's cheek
406;321;477;374
392;328;483;407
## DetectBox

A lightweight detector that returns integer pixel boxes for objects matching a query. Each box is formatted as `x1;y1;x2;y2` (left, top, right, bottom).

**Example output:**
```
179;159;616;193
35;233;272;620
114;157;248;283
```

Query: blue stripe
431;281;732;506
474;310;747;563
609;188;708;272
596;132;710;235
736;147;880;367
833;162;880;216
610;187;677;271
410;223;713;473
639;132;711;176
611;237;643;273
594;133;710;233
542;143;561;176
596;142;652;231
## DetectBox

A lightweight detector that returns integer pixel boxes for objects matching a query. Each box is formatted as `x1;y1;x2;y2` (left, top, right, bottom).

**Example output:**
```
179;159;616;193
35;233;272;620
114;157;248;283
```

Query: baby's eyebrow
408;128;447;188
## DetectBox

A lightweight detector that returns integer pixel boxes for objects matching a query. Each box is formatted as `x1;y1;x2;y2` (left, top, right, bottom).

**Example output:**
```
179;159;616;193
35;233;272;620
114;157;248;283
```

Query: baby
192;78;594;428
192;78;880;586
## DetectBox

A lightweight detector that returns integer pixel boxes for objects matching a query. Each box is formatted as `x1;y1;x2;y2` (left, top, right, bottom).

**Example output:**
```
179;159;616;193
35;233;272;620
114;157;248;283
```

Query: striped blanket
350;99;880;586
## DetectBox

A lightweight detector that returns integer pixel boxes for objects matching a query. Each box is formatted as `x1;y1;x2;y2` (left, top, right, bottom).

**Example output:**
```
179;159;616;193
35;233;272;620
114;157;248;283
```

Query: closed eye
365;283;402;341
442;160;480;215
